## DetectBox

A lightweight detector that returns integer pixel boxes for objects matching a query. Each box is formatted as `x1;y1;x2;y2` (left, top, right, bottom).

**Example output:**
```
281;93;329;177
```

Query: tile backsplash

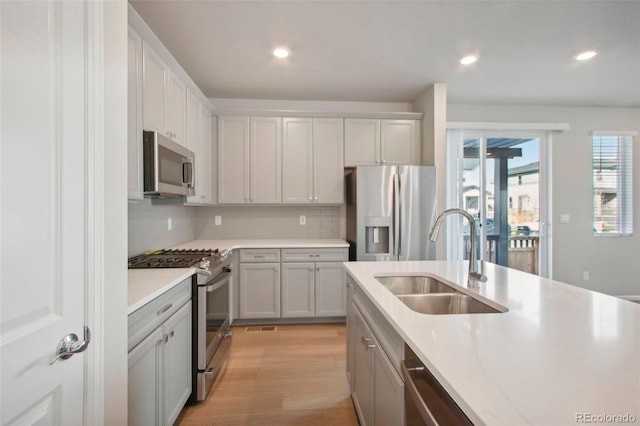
196;205;345;239
128;198;197;255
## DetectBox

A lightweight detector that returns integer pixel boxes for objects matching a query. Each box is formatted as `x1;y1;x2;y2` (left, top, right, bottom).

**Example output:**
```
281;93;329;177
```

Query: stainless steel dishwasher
402;345;474;426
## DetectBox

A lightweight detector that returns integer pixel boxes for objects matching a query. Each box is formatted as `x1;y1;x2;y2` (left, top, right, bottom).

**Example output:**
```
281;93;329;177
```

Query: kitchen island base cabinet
347;273;404;426
128;301;192;426
351;302;404;426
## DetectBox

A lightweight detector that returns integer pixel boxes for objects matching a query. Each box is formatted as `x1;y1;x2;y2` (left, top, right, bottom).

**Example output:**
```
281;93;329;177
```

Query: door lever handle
50;326;91;365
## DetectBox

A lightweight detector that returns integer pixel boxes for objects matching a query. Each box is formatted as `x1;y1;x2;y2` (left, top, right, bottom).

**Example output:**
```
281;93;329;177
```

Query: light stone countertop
173;238;349;251
128;268;194;315
128;239;349;315
344;260;640;426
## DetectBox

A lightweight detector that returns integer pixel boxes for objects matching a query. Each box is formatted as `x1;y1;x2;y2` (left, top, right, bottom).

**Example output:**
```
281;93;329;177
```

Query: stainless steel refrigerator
346;165;437;261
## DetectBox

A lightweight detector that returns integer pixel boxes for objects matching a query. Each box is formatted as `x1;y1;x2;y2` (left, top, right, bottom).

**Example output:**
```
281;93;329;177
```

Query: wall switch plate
300;215;306;225
168;218;172;231
215;215;222;226
560;214;570;224
583;271;590;281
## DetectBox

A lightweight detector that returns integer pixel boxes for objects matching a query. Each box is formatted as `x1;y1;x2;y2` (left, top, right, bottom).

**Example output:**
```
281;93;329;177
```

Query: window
592;132;634;236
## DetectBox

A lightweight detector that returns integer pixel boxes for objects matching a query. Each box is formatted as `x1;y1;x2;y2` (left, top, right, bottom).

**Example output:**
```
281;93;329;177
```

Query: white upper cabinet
198;108;213;204
142;40;166;136
313;118;344;204
250;117;282;204
218;116;282;204
127;27;143;200
380;119;420;165
282;117;313;204
186;93;214;205
165;71;186;145
142;41;187;147
218;116;250;204
344;119;380;166
185;89;199;153
282;117;344;204
345;118;420;166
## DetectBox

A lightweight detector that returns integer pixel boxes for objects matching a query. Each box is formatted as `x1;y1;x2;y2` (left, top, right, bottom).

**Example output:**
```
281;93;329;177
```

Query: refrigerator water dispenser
364;217;390;254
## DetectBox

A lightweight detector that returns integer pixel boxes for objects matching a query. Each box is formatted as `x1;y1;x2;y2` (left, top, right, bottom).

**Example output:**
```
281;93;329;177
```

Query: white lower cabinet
351;305;375;426
373;341;405;426
128;279;192;426
238;247;348;320
239;262;281;319
315;262;347;316
128;328;163;426
348;279;405;426
281;263;315;318
162;302;193;424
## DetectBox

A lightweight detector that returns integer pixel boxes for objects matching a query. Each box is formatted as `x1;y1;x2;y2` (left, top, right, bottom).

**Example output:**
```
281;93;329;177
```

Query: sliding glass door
446;129;551;278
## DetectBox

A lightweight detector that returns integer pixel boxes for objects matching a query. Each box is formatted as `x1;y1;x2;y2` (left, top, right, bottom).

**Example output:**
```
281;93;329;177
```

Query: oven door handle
205;269;232;293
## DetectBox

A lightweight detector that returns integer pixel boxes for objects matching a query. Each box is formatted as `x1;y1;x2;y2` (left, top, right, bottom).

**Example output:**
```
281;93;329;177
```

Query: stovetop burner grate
128;248;222;269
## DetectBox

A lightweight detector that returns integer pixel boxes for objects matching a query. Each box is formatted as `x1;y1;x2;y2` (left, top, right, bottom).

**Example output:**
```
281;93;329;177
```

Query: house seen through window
592;132;634;236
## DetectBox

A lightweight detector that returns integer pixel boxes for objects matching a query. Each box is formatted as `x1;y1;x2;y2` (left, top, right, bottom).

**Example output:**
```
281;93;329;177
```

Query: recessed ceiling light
273;48;290;58
460;55;478;65
575;50;597;61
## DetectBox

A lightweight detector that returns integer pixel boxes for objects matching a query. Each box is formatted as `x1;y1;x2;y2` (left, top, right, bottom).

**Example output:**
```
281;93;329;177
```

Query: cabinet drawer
128;277;192;351
239;248;281;262
281;247;348;262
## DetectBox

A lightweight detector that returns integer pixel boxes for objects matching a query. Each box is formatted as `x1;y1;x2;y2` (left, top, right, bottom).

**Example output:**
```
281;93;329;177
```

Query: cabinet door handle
157;304;173;316
361;336;375;349
163;334;169;343
169;330;174;338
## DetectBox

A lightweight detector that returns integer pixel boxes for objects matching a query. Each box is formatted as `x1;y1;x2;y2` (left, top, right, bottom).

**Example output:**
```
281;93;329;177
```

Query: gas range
127;248;231;278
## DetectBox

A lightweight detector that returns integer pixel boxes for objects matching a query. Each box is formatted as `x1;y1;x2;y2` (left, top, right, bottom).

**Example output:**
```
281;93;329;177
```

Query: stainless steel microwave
143;131;195;198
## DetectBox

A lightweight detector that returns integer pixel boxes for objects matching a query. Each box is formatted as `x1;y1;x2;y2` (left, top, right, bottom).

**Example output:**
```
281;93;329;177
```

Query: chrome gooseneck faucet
429;208;487;287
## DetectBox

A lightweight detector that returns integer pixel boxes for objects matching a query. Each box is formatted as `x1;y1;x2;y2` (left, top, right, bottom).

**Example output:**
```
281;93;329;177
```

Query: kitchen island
344;260;640;425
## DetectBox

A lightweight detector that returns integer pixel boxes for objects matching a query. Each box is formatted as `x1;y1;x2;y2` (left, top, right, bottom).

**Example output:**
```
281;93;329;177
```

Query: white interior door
1;1;88;423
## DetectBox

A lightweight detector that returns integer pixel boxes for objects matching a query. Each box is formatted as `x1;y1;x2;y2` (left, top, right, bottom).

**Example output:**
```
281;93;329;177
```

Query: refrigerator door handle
393;174;400;257
397;175;402;257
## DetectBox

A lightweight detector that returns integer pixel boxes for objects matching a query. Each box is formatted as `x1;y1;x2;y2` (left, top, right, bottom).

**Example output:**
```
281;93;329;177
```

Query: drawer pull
254;255;265;259
157;304;173;316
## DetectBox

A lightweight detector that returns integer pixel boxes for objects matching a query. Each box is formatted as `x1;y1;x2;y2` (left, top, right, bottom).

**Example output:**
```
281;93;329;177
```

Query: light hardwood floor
177;323;359;426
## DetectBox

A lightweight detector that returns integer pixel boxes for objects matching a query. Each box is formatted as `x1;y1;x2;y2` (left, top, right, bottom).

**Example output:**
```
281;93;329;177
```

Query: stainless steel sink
375;276;457;295
397;293;501;314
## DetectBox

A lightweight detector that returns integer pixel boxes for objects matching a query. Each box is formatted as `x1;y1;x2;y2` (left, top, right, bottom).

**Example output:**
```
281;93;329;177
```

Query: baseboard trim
232;317;346;326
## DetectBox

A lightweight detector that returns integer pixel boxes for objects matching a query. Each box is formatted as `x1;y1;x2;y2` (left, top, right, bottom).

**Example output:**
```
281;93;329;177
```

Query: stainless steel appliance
143;130;195;198
345;165;437;261
128;248;232;402
403;345;473;425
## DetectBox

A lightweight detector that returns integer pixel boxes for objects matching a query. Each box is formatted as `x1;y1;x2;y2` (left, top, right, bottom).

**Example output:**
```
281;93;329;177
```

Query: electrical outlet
215;215;222;226
560;214;570;224
168;218;172;231
300;215;306;225
583;271;590;281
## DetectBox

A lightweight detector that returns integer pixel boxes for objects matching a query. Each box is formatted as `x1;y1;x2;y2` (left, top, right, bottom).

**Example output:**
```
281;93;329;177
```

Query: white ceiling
130;0;640;107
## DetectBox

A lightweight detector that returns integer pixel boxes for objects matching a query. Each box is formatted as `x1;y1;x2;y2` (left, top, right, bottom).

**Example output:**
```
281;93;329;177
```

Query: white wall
448;104;640;297
128;199;197;255
197;205;344;239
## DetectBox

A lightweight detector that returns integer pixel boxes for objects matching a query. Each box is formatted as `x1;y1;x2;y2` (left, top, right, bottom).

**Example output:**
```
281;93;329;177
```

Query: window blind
592;134;633;236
